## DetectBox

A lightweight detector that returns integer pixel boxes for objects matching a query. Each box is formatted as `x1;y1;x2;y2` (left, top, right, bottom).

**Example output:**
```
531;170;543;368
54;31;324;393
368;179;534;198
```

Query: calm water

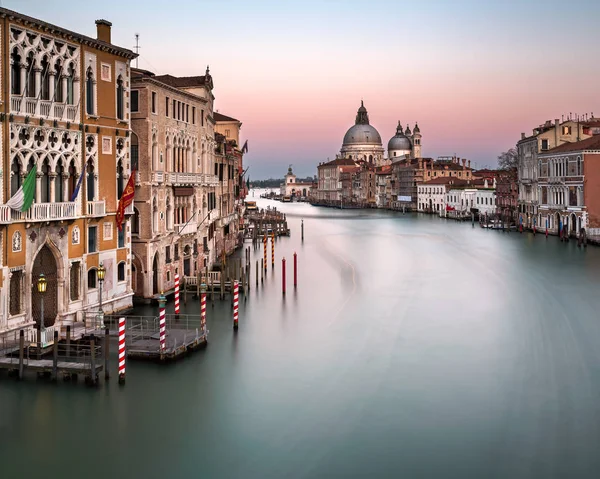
2;194;600;478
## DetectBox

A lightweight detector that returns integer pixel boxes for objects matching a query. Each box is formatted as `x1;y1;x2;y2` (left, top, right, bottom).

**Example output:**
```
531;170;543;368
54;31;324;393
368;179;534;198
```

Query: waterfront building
375;165;393;208
517;117;600;229
280;165;312;198
316;157;356;204
1;10;137;335
495;168;518;224
537;135;600;238
129;68;220;299
340;101;385;166
214;112;241;147
441;178;496;219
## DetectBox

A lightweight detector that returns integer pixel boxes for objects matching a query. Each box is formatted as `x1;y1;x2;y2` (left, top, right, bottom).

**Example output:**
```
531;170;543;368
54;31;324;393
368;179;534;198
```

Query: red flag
116;170;136;231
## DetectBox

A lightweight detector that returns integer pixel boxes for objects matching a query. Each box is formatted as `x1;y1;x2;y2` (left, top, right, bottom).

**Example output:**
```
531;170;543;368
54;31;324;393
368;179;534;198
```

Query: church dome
343;124;382;146
388;121;412;152
342;101;382;146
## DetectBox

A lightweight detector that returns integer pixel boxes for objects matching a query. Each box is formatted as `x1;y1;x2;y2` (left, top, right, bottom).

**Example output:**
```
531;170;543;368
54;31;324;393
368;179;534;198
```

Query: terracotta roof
375;165;392;175
214;112;240;122
318;157;356;168
153;74;209;88
340;166;360;173
543;135;600;154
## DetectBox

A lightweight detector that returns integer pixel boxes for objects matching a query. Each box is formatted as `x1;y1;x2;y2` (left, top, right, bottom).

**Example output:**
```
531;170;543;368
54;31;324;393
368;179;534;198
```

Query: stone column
36;173;42;204
34;68;42;98
49;173;56;204
61;76;68;104
49;72;56;101
19;64;27;95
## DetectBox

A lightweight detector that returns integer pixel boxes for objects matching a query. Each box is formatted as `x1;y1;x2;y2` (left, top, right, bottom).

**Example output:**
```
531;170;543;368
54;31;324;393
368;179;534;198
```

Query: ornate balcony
167;172;204;185
0;205;11;224
5;202;80;222
87;200;106;217
177;222;198;236
11;95;78;122
203;174;219;186
152;171;164;183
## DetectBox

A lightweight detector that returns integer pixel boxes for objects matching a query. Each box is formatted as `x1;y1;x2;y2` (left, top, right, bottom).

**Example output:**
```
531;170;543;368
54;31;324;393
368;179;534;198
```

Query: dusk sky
11;0;600;179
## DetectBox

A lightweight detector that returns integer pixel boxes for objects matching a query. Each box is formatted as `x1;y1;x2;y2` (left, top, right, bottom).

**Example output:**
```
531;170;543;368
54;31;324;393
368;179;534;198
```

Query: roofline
132;75;208;104
538;149;600;157
2;7;137;60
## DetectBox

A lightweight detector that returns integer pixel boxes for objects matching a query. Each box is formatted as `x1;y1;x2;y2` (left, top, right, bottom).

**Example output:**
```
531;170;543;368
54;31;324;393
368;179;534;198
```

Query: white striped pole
159;293;166;355
174;274;180;318
118;317;126;384
201;283;207;339
233;280;239;331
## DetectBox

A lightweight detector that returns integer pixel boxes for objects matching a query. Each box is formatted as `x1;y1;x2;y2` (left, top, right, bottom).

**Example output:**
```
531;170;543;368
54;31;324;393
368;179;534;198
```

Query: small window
88;226;97;253
201;110;204;126
192;107;196;124
166;245;171;264
167;271;171;282
186;105;189;122
118;227;125;248
225;129;230;138
152;91;157;113
562;126;572;135
118;262;126;282
541;139;549;151
88;268;97;289
166;97;170;116
131;90;139;112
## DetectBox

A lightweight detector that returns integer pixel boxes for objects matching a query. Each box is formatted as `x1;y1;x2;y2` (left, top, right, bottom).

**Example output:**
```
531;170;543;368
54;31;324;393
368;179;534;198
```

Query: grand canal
2;193;600;478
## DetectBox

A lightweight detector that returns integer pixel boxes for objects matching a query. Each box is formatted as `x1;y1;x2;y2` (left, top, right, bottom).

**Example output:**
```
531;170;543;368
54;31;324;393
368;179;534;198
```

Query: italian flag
7;167;36;212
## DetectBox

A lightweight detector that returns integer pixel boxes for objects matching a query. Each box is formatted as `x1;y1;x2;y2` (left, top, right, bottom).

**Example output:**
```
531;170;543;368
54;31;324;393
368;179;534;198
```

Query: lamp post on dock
37;273;47;357
97;262;106;329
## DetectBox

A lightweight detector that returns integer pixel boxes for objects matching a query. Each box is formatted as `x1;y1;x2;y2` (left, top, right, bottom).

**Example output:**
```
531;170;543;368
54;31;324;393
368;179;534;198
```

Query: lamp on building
97;262;106;329
37;273;47;356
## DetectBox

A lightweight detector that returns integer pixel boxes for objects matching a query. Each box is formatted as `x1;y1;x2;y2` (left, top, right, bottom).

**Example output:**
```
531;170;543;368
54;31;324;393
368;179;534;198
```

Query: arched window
88;268;97;289
117;262;126;282
41;56;50;101
166;199;173;230
55;160;64;202
10;49;21;95
130;133;139;170
152;134;158;170
41;158;51;203
116;75;124;120
153;198;159;233
54;60;63;102
26;52;35;98
132;207;140;235
116;160;124;199
68;160;77;200
11;158;22;197
86;67;95;115
66;63;75;105
86;159;95;201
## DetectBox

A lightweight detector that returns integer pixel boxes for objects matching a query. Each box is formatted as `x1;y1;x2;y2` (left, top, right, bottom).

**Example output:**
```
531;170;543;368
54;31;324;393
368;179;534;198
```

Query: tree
497;148;518;170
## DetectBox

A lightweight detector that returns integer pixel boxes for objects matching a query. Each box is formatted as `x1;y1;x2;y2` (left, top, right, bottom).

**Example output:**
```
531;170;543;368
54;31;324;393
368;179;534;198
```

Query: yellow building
1;8;136;336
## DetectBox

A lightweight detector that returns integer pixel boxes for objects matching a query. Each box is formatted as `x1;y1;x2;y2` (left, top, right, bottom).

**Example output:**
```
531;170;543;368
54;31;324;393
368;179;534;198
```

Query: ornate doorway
31;244;58;327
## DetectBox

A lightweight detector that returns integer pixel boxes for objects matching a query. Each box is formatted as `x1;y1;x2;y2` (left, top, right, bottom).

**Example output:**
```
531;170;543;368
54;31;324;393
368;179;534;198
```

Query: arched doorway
555;212;561;233
570;213;577;237
131;264;137;292
152;253;159;295
31;245;58;327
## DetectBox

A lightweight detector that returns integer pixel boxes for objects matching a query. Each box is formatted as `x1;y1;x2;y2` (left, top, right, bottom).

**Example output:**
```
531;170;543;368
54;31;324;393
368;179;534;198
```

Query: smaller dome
388;135;412;151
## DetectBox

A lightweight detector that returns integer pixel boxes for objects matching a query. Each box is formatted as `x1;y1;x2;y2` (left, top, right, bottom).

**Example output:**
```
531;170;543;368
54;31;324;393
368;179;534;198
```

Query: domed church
388;121;422;159
340;101;385;166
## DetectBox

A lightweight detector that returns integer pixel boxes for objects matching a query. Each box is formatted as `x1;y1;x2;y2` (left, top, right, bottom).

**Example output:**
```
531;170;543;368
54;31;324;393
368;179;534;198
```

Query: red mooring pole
118;317;126;385
233;280;239;330
293;252;297;288
282;257;286;296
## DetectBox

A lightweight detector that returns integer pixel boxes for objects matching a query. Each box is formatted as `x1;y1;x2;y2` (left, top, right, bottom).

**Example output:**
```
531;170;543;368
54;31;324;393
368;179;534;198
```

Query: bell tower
412;123;422;159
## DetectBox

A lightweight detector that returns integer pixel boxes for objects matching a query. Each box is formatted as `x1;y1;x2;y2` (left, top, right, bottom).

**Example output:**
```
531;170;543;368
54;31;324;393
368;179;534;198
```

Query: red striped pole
282;257;286;296
118;317;126;384
263;236;267;272
159;293;166;354
200;283;207;339
271;232;275;268
174;274;180;317
233;280;239;330
293;252;297;288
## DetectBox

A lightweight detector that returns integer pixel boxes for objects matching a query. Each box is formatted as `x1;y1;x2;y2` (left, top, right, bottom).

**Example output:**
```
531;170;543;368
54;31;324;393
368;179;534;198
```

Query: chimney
462;158;466;169
468;160;471;168
95;19;112;44
521;132;525;140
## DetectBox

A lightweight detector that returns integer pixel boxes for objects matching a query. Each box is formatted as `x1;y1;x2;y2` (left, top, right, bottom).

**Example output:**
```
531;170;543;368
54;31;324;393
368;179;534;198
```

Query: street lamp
97;262;106;329
37;273;47;356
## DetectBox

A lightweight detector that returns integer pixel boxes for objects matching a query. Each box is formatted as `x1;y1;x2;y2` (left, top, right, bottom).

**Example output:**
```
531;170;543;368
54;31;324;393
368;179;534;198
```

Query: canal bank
2;197;600;478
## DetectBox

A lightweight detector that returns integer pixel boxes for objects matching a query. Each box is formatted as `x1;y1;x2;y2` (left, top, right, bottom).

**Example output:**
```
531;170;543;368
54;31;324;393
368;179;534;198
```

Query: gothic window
55;60;64;102
26;52;35;98
130;133;139;170
66;63;75;105
152;92;157;114
118;262;126;282
88;268;97;289
86;159;95;201
132;207;140;235
68;160;77;200
117;160;124;199
11;158;22;197
40;159;51;203
118;226;125;248
9;271;23;315
11;49;21;94
55;160;64;202
86;67;95;115
116;75;124;120
70;261;81;301
41;56;50;101
152;134;158;170
131;90;139;112
12;231;22;253
153;198;158;233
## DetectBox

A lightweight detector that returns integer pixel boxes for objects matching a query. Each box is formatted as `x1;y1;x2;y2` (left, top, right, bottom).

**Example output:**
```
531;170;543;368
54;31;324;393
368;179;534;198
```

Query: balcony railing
204;174;218;186
167;172;204;185
177;222;198;236
87;200;106;217
0;205;11;224
7;202;80;222
10;95;78;122
152;171;164;183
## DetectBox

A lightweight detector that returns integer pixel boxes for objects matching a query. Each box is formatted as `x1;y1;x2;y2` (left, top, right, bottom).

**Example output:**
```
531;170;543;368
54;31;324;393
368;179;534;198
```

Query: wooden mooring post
18;330;24;380
256;260;259;287
52;330;59;381
104;327;110;381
